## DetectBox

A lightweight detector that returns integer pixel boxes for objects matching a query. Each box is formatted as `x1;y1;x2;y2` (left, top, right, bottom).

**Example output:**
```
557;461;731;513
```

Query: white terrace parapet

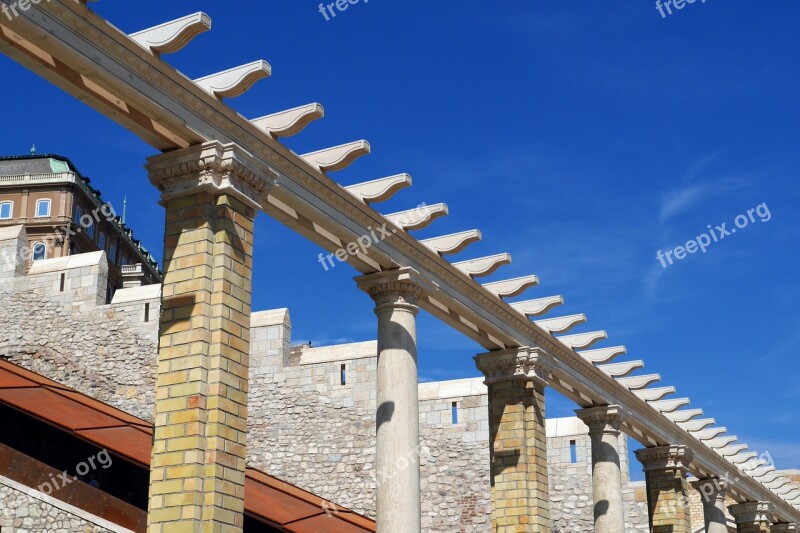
546;416;590;438
297;340;377;366
418;377;486;401
251;308;291;329
111;284;162;304
27;251;108;309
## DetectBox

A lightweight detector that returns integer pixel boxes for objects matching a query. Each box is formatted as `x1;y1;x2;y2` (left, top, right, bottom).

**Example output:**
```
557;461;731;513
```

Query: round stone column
576;405;626;533
691;478;728;533
357;268;431;533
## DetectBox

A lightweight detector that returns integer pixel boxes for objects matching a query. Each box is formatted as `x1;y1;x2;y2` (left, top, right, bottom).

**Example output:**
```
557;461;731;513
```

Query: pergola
1;2;797;532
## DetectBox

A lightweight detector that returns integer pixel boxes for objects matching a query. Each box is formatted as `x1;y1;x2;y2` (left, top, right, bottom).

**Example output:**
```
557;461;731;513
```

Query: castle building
0;154;161;300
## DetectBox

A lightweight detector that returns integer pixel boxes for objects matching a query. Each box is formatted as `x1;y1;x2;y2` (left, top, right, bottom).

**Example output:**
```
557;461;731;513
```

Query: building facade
0;154;161;299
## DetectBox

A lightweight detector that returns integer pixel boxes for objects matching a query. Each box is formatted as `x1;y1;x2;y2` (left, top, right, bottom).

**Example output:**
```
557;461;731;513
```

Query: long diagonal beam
2;1;796;523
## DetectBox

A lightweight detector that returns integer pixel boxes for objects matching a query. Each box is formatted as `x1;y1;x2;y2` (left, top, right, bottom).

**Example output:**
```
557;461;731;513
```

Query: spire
30;144;37;155
122;195;127;225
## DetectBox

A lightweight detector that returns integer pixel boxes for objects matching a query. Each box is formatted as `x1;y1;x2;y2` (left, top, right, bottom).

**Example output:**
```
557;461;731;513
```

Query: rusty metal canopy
0;359;376;533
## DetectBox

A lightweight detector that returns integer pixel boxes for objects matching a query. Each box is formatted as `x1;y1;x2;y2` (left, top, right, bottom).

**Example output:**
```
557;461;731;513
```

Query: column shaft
357;269;428;533
475;347;554;532
691;479;728;533
576;406;625;533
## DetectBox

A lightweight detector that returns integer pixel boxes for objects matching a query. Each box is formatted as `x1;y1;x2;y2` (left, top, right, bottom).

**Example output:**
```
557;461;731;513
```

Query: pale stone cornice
635;445;694;473
729;501;775;524
576;405;623;435
474;346;555;386
146;141;275;209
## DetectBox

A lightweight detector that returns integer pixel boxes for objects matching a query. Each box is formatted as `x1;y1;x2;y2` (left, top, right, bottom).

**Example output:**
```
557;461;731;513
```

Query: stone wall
0;475;121;533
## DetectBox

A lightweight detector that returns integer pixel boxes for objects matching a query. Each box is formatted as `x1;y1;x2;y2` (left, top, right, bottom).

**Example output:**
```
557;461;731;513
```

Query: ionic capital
576;405;623;436
147;141;276;209
355;267;436;314
474;346;555;386
635;444;694;473
728;501;775;525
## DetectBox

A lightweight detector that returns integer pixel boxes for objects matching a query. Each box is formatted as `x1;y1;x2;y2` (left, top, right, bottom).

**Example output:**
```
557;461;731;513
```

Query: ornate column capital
575;405;623;436
728;501;775;525
474;346;555;386
355;267;437;314
147;141;276;209
635;444;694;473
691;478;728;501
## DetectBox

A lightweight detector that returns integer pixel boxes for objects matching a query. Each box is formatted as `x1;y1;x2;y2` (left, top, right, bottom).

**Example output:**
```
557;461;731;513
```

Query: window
74;205;83;222
109;243;117;263
99;232;106;251
452;402;459;425
32;242;47;261
85;220;94;239
144;303;151;323
340;364;347;385
121;256;128;266
569;440;578;464
35;199;51;218
0;201;12;220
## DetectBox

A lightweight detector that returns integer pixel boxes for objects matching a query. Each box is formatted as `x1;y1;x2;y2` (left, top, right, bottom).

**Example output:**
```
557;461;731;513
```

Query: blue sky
2;1;798;478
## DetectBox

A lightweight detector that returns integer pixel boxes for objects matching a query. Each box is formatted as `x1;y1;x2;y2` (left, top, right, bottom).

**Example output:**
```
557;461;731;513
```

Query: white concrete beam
301;140;371;173
130;12;211;55
664;409;704;423
633;386;676;402
251;103;324;138
557;331;608;350
579;346;627;364
452;254;512;278
692;427;728;441
510;296;564;317
482;276;539;299
598;360;645;378
345;174;412;204
616;373;661;390
677;418;716;432
385;203;449;231
534;314;587;334
421;230;482;256
648;398;691;413
194;60;271;98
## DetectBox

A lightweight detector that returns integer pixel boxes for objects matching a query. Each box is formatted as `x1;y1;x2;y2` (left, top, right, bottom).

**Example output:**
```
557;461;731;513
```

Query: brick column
576;405;626;533
635;445;694;533
145;141;273;533
729;502;775;533
474;346;555;532
356;267;433;533
691;478;729;533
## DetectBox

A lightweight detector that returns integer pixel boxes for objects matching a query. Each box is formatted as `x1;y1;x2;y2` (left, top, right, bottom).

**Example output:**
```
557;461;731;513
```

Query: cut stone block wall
0;475;120;533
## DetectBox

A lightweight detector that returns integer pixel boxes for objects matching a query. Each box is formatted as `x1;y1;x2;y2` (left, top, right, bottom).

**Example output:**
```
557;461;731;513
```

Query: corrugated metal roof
0;359;376;533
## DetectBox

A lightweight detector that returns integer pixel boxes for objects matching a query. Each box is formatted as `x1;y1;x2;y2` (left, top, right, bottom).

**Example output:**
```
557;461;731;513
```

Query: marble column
729;502;774;533
576;405;626;533
691;478;729;533
474;346;555;532
635;445;694;533
356;267;431;533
